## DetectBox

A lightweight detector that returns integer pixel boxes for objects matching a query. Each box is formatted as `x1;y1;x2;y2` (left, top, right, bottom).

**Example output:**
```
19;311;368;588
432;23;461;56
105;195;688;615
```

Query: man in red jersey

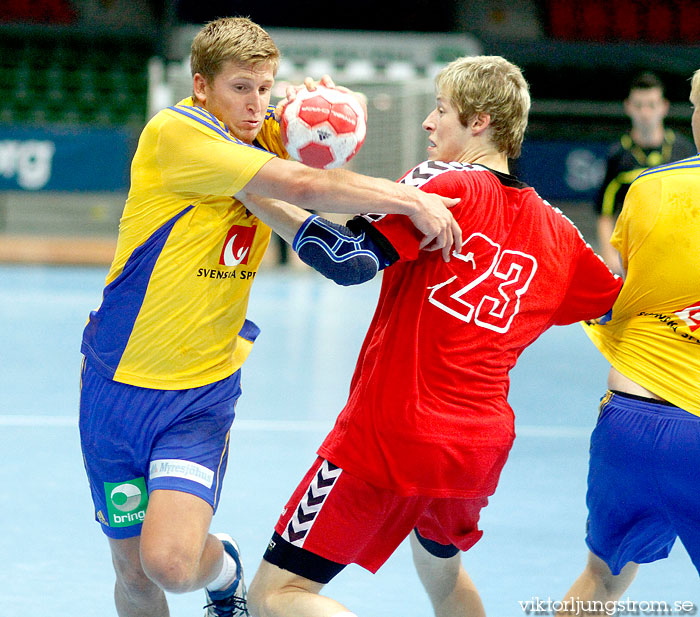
238;56;622;617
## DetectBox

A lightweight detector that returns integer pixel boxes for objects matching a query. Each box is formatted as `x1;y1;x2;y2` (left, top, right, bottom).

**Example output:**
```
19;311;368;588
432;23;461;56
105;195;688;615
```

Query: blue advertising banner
0;126;133;192
517;140;610;202
0;128;609;200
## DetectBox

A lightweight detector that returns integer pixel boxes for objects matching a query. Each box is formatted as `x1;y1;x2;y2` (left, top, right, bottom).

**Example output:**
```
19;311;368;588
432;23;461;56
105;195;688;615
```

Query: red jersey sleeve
552;245;622;325
370;214;423;261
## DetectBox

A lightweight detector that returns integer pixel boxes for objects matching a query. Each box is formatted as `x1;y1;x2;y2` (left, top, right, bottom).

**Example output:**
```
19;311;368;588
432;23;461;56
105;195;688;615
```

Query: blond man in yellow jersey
78;17;461;617
558;70;700;613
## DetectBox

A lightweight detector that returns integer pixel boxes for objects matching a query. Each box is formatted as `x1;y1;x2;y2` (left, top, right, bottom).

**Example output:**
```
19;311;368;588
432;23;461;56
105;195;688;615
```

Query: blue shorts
79;357;242;539
586;390;700;575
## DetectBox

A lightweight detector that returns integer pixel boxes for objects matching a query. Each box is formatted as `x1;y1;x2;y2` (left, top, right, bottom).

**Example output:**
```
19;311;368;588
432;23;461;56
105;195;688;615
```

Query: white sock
206;549;239;592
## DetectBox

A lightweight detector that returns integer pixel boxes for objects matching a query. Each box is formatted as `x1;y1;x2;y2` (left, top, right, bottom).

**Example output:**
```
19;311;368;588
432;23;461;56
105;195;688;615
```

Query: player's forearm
596;215;614;247
303;168;421;216
295;167;461;261
247;157;420;216
237;192;307;245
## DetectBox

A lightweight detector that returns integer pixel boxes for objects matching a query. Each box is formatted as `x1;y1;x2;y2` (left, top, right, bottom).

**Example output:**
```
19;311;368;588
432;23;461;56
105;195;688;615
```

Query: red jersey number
427;233;538;333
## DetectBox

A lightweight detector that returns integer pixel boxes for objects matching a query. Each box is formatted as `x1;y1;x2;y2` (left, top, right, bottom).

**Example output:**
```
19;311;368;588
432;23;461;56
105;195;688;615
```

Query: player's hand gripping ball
281;85;367;170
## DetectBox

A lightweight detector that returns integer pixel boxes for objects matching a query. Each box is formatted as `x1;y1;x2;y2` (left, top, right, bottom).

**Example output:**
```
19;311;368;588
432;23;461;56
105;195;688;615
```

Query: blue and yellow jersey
82;98;288;389
584;154;700;415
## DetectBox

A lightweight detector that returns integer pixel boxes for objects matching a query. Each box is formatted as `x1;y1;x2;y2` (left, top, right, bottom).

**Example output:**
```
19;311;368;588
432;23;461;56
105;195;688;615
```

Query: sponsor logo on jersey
219;224;257;267
149;459;214;488
638;308;700;345
104;478;148;527
675;302;700;332
196;267;256;280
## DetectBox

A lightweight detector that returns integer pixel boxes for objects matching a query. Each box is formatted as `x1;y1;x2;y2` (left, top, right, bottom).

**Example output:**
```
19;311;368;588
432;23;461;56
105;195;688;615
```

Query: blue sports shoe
203;533;249;617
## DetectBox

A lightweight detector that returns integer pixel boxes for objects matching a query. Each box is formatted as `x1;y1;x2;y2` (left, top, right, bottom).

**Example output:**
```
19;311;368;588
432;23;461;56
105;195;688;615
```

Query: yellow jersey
82;98;288;389
584;154;700;415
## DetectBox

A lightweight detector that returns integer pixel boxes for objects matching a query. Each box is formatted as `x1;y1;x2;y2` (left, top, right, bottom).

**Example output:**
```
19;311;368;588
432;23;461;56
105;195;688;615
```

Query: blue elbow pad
292;215;398;286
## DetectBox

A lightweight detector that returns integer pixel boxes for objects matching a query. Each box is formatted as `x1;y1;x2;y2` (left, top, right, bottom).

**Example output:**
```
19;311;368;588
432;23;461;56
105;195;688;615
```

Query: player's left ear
192;73;208;105
471;112;491;135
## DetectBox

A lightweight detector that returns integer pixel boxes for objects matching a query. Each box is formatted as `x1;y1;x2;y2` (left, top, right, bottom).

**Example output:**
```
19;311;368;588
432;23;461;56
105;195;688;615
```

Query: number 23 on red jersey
427;232;538;333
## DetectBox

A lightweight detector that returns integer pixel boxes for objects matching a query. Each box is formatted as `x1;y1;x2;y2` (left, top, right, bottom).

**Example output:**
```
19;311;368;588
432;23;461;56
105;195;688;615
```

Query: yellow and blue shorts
586;390;700;575
78;357;242;539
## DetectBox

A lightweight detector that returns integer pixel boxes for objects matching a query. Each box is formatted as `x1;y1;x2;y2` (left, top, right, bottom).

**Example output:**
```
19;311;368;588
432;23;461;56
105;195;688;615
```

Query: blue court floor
0;263;696;616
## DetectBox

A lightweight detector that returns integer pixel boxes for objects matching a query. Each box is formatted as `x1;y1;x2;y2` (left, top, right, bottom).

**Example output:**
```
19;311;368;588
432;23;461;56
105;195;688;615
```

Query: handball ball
281;86;367;170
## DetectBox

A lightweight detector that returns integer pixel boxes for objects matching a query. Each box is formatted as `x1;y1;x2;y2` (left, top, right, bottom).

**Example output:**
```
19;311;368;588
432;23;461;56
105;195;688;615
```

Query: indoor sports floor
1;263;696;616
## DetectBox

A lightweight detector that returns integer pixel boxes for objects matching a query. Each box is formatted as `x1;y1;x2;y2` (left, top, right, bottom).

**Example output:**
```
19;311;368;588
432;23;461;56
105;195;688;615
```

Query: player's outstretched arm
237;191;396;286
244;156;462;261
236;191;306;246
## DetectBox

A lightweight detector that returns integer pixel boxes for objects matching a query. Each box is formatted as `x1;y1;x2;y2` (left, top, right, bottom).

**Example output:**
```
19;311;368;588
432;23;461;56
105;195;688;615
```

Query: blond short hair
435;56;530;159
190;17;280;80
691;69;700;107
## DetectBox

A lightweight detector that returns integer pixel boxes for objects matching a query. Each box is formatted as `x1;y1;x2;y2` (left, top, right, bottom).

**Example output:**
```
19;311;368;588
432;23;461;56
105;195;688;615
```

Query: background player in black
594;72;695;274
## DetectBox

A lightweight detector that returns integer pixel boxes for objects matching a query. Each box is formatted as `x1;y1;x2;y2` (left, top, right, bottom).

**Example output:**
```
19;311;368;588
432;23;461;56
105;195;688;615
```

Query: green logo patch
104;477;148;527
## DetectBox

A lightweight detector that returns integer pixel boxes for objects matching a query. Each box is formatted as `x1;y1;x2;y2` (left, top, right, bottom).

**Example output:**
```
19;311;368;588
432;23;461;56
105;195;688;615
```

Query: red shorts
266;457;488;581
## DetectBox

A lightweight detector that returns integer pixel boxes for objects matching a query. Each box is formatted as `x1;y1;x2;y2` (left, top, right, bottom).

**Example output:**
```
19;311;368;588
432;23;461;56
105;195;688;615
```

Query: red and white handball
280;85;367;169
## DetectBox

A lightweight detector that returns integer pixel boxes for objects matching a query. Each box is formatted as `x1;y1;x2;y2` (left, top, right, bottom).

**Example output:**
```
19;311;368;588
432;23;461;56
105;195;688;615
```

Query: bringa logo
104;478;148;528
675;302;700;332
219;224;257;267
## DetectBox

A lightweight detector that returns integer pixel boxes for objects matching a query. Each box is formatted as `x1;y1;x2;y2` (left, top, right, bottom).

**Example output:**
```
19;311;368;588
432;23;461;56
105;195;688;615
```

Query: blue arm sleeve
291;215;399;286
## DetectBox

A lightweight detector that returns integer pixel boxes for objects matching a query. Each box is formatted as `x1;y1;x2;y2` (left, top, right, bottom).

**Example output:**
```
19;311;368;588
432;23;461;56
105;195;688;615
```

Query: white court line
0;415;591;437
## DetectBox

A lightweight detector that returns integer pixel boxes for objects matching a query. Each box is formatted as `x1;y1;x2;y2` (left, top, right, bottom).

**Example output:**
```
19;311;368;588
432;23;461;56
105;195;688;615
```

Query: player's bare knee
144;561;195;593
140;547;198;593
